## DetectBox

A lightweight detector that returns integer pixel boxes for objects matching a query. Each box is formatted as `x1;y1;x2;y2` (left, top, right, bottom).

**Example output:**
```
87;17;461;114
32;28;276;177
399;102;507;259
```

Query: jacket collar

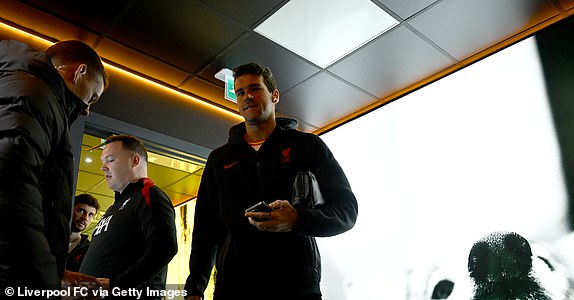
228;117;298;146
114;178;146;201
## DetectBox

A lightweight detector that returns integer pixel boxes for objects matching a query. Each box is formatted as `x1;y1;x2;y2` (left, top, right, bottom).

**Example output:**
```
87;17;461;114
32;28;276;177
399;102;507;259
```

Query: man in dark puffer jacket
0;40;107;291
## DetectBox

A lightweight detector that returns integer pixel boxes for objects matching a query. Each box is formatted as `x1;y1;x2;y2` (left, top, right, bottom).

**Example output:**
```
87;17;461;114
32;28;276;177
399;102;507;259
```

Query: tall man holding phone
184;63;358;300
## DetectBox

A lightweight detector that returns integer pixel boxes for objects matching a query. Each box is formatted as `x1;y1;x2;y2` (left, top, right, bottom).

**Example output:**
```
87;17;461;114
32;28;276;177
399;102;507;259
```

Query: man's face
71;203;97;233
100;141;135;192
72;69;105;116
234;74;278;124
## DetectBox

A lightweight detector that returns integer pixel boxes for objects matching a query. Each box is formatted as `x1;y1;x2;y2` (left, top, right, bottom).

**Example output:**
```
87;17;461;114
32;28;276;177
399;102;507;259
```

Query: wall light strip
0;20;243;122
0;20;54;48
103;63;243;121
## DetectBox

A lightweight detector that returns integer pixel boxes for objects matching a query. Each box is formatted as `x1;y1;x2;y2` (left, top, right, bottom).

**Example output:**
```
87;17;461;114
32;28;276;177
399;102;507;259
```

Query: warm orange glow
0;20;243;122
104;63;243;121
0;21;53;49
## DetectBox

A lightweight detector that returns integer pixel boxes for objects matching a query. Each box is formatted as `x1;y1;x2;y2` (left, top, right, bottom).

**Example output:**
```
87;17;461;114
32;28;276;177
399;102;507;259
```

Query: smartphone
245;201;272;213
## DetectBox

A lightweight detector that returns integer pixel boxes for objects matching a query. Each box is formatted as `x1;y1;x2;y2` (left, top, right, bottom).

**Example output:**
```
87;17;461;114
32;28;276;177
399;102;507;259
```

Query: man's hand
61;271;101;300
61;270;100;287
97;278;110;290
245;200;298;232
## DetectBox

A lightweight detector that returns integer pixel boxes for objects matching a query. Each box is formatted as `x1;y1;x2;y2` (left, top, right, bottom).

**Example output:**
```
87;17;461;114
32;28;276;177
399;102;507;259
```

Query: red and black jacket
80;178;177;292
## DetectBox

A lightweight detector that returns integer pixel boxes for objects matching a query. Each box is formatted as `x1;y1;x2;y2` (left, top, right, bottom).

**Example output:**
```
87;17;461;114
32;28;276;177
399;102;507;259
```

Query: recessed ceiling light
85;157;93;163
255;0;398;68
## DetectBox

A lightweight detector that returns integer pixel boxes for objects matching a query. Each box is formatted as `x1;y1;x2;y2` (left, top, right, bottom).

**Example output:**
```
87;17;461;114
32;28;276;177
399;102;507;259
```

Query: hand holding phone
245;201;272;213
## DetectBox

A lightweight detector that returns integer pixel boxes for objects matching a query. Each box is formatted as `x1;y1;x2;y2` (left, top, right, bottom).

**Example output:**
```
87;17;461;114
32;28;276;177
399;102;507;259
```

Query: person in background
80;135;178;299
184;62;358;300
0;39;107;290
66;194;100;272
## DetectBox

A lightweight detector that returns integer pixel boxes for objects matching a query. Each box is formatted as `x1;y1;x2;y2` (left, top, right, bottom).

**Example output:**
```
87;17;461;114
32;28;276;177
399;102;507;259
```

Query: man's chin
71;227;84;233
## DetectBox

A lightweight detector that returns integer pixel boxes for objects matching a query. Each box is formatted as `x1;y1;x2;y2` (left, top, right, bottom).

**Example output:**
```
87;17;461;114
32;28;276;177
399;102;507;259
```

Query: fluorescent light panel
255;0;398;68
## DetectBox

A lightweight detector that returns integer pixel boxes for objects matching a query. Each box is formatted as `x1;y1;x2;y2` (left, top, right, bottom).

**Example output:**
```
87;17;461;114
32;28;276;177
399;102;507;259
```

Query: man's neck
70;232;81;243
245;119;276;142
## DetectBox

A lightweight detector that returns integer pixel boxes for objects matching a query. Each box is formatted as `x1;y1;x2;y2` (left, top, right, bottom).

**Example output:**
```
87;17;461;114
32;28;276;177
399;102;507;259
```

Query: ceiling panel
0;1;99;44
280;72;377;127
328;25;454;98
200;0;286;28
147;163;190;189
21;0;126;33
559;0;574;9
87;178;116;197
408;0;560;60
254;0;399;68
108;0;245;72
164;174;202;197
165;190;195;207
97;38;191;87
375;0;438;20
198;32;321;92
76;171;104;191
79;152;103;175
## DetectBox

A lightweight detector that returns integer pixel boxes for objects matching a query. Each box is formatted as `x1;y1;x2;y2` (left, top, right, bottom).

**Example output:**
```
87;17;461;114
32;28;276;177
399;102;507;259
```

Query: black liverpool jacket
0;40;87;287
185;118;358;299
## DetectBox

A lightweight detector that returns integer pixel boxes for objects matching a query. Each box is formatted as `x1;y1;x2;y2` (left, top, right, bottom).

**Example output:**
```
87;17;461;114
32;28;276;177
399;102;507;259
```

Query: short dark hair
74;193;100;210
104;134;148;162
233;62;277;92
46;40;109;89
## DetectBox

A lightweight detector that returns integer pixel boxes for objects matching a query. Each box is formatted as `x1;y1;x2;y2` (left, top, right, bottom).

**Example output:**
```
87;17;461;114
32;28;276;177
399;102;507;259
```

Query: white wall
318;36;570;300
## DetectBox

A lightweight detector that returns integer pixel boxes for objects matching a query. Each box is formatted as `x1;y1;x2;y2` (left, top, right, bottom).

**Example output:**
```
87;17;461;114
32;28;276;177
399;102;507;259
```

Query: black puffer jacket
0;40;87;287
185;118;358;299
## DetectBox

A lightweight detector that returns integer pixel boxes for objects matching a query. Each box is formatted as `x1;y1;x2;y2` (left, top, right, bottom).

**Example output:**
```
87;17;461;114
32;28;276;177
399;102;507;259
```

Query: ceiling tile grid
407;0;560;60
197;32;321;93
22;0;126;33
0;0;100;45
328;25;455;98
1;0;572;145
280;72;378;128
199;0;286;28
375;0;439;20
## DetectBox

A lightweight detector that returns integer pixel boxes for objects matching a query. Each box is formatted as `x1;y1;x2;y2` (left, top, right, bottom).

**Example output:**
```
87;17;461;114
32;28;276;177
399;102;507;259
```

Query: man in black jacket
0;40;107;291
80;135;178;299
184;63;358;300
66;194;100;272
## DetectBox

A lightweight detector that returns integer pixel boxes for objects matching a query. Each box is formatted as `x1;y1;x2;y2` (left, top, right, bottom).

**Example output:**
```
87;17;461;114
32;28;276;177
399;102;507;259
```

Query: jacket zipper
310;237;320;283
255;150;264;202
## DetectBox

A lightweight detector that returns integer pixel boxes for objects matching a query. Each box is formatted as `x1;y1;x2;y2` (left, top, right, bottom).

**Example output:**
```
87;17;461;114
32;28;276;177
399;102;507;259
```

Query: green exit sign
224;75;236;103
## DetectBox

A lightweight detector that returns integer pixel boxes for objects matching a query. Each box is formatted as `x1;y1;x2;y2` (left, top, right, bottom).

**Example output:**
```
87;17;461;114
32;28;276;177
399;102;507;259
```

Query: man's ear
73;64;88;84
131;154;141;168
272;89;280;103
